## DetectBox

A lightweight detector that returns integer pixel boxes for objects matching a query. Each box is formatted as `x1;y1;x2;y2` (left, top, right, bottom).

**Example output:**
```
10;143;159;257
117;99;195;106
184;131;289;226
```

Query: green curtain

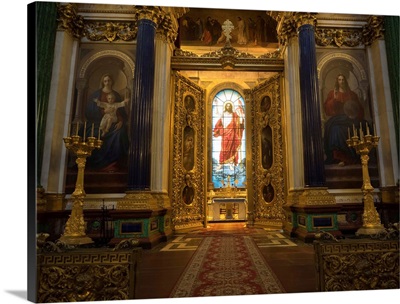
384;16;399;154
34;2;58;186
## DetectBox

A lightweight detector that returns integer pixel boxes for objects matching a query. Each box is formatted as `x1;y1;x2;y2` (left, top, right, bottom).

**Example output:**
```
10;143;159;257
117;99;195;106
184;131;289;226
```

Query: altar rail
313;237;399;291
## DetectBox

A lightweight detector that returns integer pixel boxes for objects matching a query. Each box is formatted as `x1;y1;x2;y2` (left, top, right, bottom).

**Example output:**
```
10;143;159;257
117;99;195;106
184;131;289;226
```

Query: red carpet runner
170;235;285;297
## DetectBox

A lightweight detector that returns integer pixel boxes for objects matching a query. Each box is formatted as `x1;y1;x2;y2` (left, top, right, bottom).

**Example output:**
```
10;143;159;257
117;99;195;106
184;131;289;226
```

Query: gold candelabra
346;122;384;236
59;122;102;245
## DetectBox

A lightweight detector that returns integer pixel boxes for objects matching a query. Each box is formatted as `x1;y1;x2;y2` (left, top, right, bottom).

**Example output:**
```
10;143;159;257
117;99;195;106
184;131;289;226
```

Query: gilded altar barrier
313;230;399;291
37;240;142;302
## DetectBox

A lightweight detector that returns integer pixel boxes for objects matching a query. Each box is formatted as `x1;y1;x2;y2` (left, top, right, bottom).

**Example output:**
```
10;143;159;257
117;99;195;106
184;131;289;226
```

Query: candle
67;123;71;137
348;127;350;140
98;125;101;140
83;121;87;142
366;122;370;135
373;123;377;136
76;122;79;136
91;123;94;137
353;124;356;137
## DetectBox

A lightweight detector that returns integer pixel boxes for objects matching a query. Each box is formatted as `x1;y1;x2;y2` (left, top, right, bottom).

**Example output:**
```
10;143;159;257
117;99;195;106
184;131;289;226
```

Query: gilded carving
157;14;179;44
135;6;163;24
298;187;336;206
250;74;285;225
315;28;363;47
37;249;142;302
314;240;399;291
171;73;205;230
294;12;317;28
84;21;137;42
362;16;385;46
57;3;84;38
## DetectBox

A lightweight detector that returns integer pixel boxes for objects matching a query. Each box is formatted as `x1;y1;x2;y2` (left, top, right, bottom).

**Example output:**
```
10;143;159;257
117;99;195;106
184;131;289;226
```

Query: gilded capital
275;13;297;46
134;6;163;24
57;3;84;39
157;13;179;44
294;12;317;29
362;16;384;46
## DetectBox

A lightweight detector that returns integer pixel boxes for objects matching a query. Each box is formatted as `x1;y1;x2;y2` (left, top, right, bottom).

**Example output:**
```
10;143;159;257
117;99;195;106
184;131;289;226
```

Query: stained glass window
211;89;246;189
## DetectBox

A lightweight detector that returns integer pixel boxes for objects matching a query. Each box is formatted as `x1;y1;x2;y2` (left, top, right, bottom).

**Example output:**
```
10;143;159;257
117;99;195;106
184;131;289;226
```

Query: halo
223;101;234;109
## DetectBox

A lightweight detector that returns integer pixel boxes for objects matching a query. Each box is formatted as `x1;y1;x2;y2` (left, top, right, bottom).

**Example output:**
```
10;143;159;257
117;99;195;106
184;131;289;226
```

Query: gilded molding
298;187;336;206
172;46;284;70
117;191;167;210
57;3;84;38
362;16;385;45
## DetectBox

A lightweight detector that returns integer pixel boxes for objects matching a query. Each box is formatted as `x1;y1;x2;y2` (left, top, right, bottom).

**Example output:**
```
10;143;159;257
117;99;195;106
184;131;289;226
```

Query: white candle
373;123;377;136
366;122;370;135
68;123;71;137
83;122;87;142
76;122;79;136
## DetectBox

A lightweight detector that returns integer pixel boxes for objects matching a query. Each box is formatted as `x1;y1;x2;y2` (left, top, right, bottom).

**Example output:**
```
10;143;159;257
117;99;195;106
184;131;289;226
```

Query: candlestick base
59;235;94;246
355;225;385;236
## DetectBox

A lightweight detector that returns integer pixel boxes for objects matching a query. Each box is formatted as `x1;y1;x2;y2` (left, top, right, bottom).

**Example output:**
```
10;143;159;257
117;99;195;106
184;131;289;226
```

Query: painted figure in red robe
213;101;245;167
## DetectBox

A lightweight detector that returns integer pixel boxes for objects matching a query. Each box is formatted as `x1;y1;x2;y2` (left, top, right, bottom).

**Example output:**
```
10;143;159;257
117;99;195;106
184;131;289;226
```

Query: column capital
275;12;317;46
294;12;317;29
157;13;178;44
57;3;84;39
134;6;163;24
362;15;385;46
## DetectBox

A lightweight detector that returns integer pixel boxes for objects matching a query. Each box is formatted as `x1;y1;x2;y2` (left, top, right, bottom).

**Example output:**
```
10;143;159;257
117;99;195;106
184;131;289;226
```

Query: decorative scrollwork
315;28;363;47
84;21;137;42
113;238;140;250
57;3;85;38
362;16;385;46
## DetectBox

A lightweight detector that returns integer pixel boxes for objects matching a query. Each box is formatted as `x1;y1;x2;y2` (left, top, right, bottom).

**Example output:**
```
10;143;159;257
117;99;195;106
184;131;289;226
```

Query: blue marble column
298;23;326;187
127;17;157;190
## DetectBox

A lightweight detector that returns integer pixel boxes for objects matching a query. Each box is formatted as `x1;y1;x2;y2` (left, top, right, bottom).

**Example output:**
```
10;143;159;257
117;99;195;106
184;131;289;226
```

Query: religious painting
318;51;378;188
183;126;195;171
178;8;278;50
262;183;275;203
261;125;273;170
65;53;133;194
211;89;246;189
